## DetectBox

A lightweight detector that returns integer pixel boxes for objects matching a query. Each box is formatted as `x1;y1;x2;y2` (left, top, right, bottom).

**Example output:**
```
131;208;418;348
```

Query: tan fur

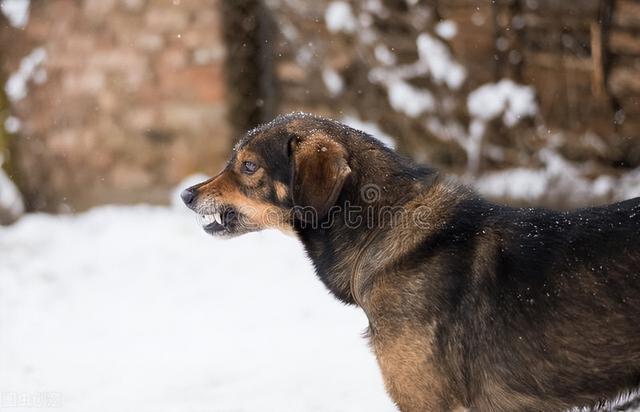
371;323;454;412
380;177;469;266
345;180;476;411
346;178;470;316
196;171;294;233
183;114;640;412
274;181;289;202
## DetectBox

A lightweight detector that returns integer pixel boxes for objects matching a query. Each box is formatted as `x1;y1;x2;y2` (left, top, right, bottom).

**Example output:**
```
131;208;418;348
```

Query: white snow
465;119;486;175
322;68;344;97
467;79;537;126
426;116;486;175
0;0;30;29
0;154;24;224
359;12;373;27
416;33;466;90
32;67;47;84
374;44;396;66
474;167;549;202
474;148;640;205
342;115;396;149
387;79;434;118
363;0;388;18
0;194;395;411
4;115;21;133
435;20;457;40
368;33;466;117
295;46;313;67
325;1;357;34
5;47;47;102
425;117;467;145
617;168;640;200
462;80;537;174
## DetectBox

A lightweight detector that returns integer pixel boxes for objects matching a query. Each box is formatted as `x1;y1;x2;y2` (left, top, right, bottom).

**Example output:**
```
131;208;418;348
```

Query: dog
181;113;640;411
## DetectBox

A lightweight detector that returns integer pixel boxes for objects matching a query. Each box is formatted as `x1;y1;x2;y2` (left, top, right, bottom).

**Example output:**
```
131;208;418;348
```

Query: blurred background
2;0;640;219
1;0;639;411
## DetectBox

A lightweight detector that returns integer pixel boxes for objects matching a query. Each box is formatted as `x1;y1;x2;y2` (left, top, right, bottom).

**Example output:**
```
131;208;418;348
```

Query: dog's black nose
180;188;196;206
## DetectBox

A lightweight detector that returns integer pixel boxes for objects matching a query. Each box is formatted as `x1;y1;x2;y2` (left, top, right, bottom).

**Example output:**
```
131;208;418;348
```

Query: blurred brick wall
0;0;230;211
2;0;640;211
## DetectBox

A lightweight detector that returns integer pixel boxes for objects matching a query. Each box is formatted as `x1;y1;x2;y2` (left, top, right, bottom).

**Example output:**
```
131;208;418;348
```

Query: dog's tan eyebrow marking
235;148;260;165
274;182;289;202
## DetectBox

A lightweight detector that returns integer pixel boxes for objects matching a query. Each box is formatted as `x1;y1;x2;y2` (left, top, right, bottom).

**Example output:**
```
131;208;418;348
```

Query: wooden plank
591;21;605;97
438;2;497;83
608;66;640;96
609;30;640;55
612;0;640;29
522;12;597;30
524;0;600;15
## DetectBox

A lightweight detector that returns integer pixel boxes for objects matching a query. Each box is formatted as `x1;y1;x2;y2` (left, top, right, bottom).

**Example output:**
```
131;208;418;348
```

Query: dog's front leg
371;332;461;412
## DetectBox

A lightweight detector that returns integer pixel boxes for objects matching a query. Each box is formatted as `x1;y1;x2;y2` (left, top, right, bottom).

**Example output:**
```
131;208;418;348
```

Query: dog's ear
289;133;351;218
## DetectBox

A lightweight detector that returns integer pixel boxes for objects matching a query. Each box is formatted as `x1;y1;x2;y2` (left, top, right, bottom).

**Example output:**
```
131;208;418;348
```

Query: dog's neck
293;165;455;305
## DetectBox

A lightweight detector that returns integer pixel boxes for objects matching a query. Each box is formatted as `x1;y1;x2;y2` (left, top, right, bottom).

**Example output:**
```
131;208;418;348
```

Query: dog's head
181;113;353;237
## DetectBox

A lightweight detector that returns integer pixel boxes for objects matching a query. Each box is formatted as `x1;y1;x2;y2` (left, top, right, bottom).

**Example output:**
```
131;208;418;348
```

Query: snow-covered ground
0;202;396;412
0;155;24;225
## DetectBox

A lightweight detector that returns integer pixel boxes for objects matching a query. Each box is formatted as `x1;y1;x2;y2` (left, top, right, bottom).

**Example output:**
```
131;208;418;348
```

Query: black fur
185;113;640;411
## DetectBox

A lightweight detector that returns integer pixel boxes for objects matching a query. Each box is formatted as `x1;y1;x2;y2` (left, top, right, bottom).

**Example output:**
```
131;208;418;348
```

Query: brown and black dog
181;113;640;412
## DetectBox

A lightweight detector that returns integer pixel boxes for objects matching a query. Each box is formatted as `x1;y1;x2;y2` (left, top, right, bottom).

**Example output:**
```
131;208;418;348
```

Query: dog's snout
180;187;197;206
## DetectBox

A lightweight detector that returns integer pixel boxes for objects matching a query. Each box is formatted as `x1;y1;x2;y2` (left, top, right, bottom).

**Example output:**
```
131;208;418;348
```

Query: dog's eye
241;161;258;175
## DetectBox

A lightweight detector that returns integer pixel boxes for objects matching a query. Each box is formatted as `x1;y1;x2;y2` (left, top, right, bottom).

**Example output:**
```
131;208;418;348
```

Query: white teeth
201;213;220;226
201;211;224;227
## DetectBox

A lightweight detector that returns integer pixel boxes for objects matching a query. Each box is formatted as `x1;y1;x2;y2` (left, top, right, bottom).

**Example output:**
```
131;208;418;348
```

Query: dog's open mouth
199;206;238;235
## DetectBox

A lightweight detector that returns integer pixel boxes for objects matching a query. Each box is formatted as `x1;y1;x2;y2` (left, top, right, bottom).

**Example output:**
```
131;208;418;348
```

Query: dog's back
436;196;640;411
